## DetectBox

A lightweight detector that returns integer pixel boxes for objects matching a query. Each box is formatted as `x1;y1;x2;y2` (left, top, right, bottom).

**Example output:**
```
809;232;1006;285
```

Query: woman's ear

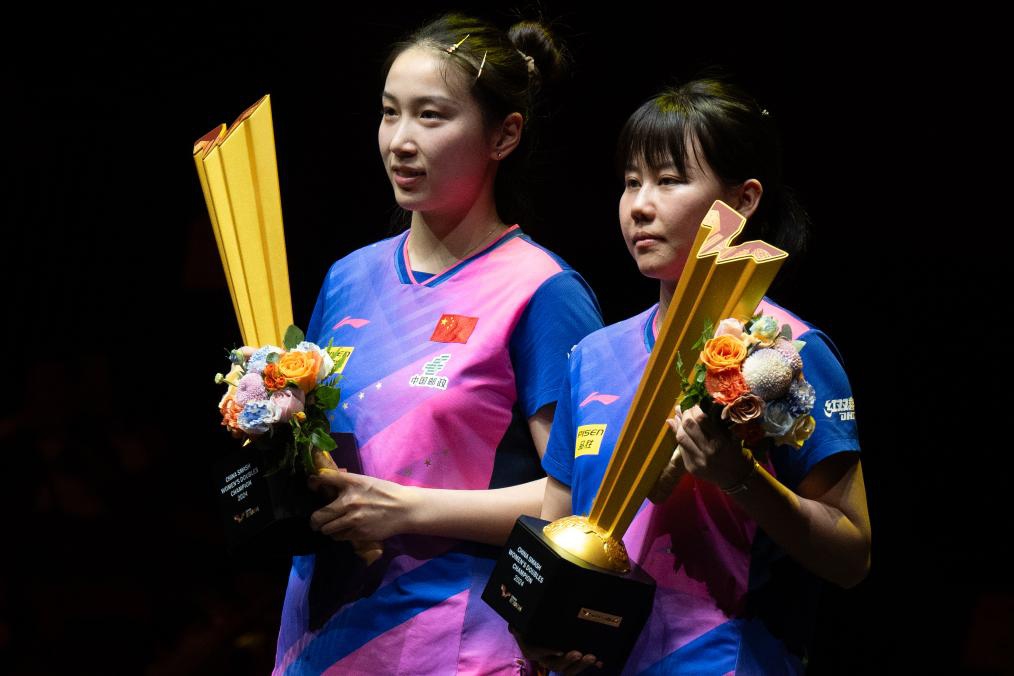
491;112;523;160
730;178;763;219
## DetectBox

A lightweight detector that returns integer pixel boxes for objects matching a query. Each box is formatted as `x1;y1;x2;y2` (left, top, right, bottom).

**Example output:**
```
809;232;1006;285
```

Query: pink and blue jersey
274;225;602;675
541;299;860;675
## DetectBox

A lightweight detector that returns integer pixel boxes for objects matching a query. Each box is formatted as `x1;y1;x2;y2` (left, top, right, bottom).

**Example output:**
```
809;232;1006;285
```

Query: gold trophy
483;201;787;669
195;97;375;559
193;95;292;348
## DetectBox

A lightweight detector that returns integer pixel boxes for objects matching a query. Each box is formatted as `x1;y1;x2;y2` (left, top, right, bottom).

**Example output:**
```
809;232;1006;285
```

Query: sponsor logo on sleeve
326;347;355;374
575;424;607;457
823;397;856;421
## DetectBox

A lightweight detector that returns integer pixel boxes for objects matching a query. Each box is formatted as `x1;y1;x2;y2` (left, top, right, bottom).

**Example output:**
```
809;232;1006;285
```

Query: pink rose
714;318;746;340
722;393;765;425
270;388;305;423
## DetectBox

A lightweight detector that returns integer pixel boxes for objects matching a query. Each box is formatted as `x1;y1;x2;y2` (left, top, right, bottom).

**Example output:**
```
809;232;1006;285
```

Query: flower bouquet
214;324;348;554
678;314;816;455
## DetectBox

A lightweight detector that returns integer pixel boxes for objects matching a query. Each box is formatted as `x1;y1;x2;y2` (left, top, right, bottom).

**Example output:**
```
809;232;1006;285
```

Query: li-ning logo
409;354;451;390
580;392;619;408
333;316;370;330
824;397;855;421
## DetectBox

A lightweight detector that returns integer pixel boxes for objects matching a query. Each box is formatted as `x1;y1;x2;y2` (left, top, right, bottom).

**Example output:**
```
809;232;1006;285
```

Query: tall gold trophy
193;95;293;348
483;201;787;669
194;95;322;553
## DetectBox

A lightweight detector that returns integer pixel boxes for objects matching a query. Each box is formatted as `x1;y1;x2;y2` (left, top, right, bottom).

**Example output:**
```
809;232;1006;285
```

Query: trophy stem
585;202;787;542
193;94;293;347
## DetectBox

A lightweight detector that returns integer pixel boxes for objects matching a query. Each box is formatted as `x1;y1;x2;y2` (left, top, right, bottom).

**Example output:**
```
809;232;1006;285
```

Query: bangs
616;94;696;177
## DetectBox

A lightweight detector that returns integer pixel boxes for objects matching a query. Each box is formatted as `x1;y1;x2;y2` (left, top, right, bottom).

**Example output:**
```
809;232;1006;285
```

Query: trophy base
216;446;322;555
216;432;361;556
482;515;655;672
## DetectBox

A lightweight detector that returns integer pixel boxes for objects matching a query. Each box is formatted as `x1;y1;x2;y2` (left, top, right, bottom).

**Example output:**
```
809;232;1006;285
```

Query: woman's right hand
510;628;602;674
308;451;385;565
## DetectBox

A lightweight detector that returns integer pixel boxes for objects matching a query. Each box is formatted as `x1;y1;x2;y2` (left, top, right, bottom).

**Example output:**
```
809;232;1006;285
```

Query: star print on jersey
409;354;451;390
333;316;370;330
430;314;479;344
579;392;620;408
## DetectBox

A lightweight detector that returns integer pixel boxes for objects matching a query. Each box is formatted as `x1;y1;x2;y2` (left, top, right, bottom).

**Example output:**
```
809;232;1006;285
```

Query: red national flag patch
430;314;479;344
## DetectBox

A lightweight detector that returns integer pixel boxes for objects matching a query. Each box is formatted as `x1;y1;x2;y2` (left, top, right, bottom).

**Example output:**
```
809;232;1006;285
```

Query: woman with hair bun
527;79;870;675
272;13;603;675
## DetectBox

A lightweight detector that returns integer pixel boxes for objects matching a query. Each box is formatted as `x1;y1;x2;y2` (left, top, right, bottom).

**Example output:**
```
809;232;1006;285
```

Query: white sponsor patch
823;396;855;421
409;354;451;390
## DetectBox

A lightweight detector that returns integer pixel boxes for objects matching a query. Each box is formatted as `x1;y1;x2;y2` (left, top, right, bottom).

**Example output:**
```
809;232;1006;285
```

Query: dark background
2;3;998;675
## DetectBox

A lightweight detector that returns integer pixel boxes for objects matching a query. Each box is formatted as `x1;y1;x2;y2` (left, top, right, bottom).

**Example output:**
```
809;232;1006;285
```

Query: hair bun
508;20;568;85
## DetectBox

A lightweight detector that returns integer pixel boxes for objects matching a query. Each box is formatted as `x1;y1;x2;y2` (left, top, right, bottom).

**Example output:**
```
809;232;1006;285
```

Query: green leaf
310;429;337;452
284;325;305;350
793;339;806;353
266;352;280;364
779;323;793;341
691;322;711;351
315;385;340;409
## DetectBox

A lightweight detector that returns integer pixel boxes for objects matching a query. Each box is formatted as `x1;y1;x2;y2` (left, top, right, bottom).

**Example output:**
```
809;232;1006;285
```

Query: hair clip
517;49;536;76
476;50;488;80
446;34;470;54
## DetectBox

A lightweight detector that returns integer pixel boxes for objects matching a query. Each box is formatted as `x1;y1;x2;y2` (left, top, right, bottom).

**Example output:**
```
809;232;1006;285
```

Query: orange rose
262;363;290;392
277;350;323;393
700;335;747;371
705;368;749;405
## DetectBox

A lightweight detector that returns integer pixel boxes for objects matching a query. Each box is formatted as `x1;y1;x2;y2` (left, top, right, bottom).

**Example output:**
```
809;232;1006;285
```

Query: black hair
383;12;568;227
616;78;809;258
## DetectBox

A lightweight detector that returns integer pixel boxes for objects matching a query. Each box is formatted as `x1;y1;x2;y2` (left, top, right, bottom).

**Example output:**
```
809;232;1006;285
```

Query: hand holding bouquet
215;326;382;562
679;314;816;450
651;314;816;502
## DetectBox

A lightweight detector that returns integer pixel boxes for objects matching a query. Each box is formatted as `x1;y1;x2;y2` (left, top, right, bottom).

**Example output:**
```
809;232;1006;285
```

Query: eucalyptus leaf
266;352;280;364
310;429;337;452
779;323;793;341
284;325;305;350
315;386;340;409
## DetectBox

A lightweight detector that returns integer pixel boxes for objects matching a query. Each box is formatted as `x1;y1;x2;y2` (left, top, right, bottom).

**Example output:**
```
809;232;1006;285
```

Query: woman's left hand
308;470;413;542
667;405;754;490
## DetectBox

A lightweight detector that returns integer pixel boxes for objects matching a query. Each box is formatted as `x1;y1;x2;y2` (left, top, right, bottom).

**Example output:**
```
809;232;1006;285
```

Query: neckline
395;225;523;287
643;304;659;353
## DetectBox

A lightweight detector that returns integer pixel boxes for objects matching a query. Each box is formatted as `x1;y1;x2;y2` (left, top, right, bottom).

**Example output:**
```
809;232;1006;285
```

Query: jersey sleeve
540;343;583;487
770;328;860;490
509;270;603;418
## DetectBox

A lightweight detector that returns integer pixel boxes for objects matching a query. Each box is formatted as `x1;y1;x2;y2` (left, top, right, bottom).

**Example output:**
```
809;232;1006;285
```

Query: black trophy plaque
482;515;655;671
216;432;360;555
